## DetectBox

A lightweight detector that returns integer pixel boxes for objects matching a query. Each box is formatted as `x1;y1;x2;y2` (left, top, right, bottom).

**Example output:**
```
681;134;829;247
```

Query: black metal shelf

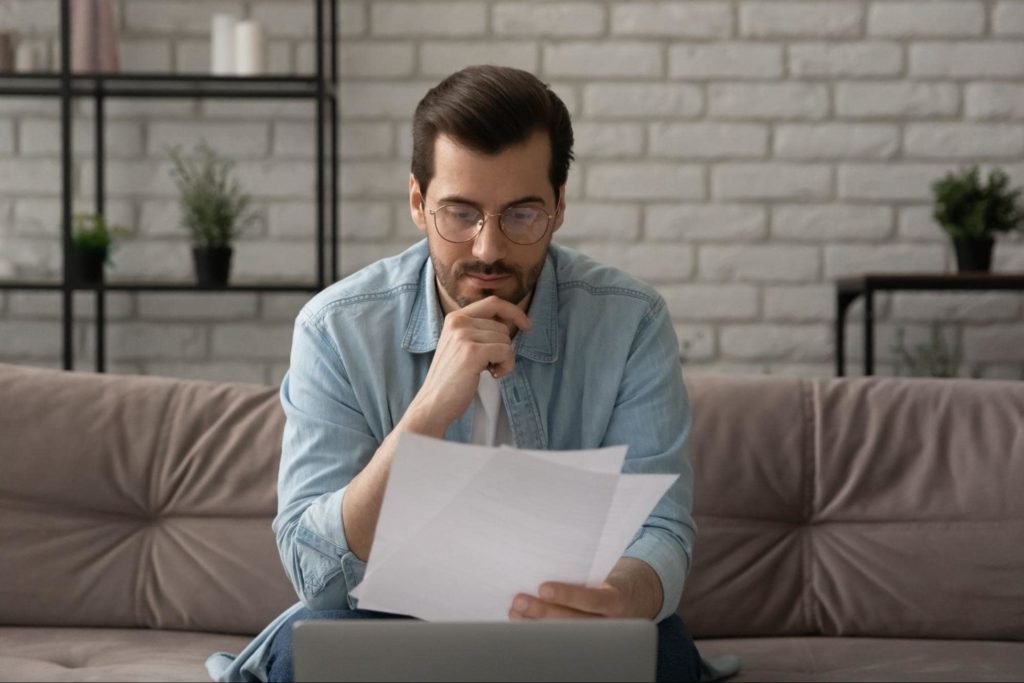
0;72;337;99
0;280;321;292
0;0;339;373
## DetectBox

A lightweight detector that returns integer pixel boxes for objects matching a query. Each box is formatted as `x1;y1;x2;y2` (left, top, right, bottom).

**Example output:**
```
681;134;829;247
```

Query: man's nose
471;214;507;264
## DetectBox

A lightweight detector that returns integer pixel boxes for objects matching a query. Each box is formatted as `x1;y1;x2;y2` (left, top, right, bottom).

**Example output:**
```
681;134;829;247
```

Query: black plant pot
69;246;106;286
193;247;233;287
953;237;994;272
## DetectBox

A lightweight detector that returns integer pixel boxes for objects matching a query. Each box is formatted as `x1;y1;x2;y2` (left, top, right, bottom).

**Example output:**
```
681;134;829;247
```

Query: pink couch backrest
2;364;1022;639
679;373;1024;641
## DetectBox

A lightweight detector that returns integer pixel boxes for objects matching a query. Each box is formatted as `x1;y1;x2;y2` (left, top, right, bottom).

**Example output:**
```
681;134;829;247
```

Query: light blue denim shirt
207;239;697;682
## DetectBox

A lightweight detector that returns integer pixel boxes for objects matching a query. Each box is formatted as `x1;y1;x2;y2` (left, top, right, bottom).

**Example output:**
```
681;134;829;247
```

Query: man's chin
455;285;519;307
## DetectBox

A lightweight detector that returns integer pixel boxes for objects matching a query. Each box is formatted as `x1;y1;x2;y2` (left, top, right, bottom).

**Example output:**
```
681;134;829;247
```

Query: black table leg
864;287;875;376
835;289;860;377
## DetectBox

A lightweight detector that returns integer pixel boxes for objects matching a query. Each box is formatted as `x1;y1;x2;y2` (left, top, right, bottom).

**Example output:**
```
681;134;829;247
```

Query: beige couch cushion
681;374;1024;641
0;627;251;682
695;637;1024;682
0;364;294;635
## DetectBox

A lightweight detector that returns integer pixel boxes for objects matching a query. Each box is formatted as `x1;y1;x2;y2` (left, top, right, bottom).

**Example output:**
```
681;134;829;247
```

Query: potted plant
68;212;130;286
931;165;1024;272
168;142;256;287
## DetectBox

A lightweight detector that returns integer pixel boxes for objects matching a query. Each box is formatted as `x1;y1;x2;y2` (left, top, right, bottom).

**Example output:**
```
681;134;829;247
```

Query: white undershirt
469;370;515;446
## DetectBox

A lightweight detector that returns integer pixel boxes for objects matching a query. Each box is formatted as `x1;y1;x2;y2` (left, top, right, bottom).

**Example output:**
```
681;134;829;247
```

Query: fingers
509;593;594;620
460;295;533;334
537;582;625;617
445;313;511;338
507;583;626;621
481;342;516;378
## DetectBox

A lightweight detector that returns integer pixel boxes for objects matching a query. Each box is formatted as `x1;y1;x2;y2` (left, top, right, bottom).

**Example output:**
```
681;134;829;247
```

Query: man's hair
411;65;574;203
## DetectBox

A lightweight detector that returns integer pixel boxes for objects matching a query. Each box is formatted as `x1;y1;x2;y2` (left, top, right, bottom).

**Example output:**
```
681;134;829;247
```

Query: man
208;65;705;683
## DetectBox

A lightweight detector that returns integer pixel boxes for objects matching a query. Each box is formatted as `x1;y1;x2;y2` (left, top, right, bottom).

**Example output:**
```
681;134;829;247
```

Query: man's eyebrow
436;195;548;210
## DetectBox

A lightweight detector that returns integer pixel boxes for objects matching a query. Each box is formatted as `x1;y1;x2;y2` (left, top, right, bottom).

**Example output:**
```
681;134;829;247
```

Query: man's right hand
402;295;532;438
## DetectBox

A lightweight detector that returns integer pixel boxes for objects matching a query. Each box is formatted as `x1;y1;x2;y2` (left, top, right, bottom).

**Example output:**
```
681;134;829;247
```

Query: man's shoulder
550;242;665;316
298;239;428;326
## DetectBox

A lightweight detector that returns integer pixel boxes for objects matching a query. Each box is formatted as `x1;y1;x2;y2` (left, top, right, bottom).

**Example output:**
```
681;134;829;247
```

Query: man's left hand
509;581;629;620
508;558;663;620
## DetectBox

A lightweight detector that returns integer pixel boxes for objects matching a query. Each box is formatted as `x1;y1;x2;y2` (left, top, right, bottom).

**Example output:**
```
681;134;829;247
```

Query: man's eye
508;208;539;223
445;206;478;221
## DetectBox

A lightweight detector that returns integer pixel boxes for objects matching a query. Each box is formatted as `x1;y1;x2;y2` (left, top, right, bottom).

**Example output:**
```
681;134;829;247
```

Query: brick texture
0;0;1022;380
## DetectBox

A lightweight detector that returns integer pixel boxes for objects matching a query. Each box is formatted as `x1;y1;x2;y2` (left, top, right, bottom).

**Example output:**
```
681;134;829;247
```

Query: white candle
211;14;237;75
14;41;39;72
234;20;264;76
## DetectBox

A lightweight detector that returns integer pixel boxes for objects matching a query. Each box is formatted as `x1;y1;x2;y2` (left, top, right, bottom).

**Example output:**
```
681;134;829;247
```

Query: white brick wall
0;0;1022;382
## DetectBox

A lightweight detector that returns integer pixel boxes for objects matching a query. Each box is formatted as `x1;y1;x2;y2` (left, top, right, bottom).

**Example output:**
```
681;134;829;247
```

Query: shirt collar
402;245;559;364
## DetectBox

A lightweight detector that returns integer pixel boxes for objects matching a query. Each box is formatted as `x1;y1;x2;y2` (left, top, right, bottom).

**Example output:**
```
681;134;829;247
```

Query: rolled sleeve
273;311;378;610
603;297;697;622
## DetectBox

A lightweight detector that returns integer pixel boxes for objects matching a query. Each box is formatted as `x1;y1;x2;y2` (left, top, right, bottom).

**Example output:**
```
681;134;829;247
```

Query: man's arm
341;295;532;561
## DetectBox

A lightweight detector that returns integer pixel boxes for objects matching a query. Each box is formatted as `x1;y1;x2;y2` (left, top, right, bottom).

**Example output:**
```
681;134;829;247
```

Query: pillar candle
234;20;264;76
211;14;237;75
14;41;39;72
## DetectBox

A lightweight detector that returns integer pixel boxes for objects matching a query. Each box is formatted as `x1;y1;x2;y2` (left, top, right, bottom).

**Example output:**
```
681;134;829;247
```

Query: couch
0;362;1022;681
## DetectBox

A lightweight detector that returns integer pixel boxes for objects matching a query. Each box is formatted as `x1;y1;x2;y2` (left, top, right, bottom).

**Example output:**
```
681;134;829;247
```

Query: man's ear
410;174;428;234
551;184;567;235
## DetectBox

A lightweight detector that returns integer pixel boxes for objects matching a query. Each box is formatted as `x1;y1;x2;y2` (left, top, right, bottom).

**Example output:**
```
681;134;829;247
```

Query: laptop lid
293;619;657;682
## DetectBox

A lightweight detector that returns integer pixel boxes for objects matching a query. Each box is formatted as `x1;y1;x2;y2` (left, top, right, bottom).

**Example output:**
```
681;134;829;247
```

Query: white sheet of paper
351;433;676;621
586;474;678;585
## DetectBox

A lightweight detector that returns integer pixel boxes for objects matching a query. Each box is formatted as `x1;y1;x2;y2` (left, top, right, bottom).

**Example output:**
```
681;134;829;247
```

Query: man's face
410;130;566;313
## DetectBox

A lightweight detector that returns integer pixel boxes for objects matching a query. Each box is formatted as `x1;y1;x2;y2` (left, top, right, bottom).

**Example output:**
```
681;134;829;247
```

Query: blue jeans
267;608;705;682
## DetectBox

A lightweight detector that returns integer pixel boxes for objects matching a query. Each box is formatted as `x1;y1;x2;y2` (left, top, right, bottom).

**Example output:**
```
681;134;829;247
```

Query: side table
835;273;1024;376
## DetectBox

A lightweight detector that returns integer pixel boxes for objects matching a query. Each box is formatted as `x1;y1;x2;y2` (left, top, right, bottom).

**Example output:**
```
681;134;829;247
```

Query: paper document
350;432;676;621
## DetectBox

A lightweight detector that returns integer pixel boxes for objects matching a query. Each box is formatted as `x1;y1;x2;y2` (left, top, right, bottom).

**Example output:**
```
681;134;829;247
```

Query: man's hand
509;581;630;619
508;558;664;621
403;295;532;438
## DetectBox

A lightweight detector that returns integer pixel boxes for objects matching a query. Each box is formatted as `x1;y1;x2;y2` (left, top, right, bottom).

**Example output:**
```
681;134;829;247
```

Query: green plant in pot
69;213;130;286
168;143;256;287
931;165;1024;272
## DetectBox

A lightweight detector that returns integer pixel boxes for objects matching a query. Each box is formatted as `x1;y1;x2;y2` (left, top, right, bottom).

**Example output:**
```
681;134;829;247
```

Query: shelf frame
0;0;339;373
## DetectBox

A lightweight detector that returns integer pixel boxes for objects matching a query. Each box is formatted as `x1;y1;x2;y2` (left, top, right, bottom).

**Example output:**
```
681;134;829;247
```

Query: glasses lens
436;205;482;242
500;206;547;244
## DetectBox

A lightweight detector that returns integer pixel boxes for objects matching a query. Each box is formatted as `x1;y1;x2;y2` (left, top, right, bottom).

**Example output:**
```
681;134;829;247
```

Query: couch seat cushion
696;637;1024;682
0;627;251;682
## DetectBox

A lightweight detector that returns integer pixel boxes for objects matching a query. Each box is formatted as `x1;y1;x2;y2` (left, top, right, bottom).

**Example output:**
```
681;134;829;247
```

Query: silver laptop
293;619;657;682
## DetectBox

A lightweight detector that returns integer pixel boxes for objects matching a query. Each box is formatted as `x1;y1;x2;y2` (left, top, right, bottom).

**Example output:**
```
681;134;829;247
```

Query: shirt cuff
621;528;689;623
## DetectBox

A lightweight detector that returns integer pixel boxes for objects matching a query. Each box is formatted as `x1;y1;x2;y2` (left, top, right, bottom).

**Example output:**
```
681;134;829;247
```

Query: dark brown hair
411;65;574;203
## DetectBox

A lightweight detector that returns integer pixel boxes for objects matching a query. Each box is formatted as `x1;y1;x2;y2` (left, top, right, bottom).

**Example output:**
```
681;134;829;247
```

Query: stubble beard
432;252;545;308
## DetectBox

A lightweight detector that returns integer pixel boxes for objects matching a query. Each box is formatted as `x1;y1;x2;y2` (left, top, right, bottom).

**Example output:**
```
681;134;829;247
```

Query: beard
431;252;545;308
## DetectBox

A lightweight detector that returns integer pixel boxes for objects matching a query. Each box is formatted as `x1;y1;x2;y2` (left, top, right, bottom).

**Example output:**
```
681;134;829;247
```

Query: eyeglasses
428;203;556;246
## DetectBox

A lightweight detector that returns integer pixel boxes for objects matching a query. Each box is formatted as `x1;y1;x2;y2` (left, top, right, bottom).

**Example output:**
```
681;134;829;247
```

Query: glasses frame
428;203;557;246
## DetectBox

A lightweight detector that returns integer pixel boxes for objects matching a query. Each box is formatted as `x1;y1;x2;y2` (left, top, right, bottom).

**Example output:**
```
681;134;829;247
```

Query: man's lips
465;273;511;284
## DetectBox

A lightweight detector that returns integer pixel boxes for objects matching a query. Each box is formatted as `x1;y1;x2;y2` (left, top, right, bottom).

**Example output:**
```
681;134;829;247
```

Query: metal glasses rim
427;203;556;245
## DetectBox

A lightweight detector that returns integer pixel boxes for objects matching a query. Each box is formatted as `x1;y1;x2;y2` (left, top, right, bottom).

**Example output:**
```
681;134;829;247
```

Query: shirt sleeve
272;310;377;611
603;296;697;622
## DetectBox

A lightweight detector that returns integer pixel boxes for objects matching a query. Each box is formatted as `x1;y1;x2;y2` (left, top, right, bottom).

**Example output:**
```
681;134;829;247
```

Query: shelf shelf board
0;280;322;293
101;281;323;292
0;72;337;99
0;280;64;291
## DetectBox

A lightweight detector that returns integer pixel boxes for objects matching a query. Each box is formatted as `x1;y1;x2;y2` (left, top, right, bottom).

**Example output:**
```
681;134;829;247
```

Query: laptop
293;619;657;682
